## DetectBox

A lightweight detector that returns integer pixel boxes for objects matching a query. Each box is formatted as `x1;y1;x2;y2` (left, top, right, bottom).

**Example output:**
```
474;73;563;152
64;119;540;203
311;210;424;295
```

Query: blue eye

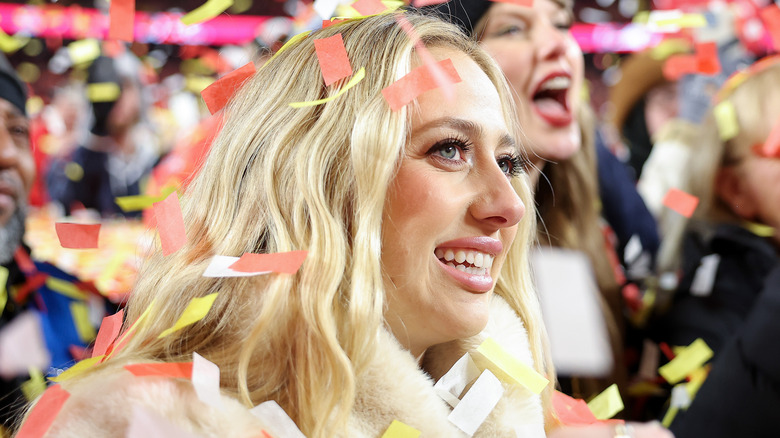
427;136;472;163
436;144;460;160
497;154;524;178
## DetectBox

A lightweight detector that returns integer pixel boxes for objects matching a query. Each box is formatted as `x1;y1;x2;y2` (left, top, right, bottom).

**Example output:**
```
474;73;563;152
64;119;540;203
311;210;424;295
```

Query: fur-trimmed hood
40;295;545;437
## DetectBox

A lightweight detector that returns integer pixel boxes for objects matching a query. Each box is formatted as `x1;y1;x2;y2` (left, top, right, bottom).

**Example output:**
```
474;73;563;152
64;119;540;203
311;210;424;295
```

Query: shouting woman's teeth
435;248;494;275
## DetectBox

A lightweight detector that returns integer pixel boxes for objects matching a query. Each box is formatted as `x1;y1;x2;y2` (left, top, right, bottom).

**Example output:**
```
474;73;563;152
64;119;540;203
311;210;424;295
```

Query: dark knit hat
0;53;27;116
421;0;493;36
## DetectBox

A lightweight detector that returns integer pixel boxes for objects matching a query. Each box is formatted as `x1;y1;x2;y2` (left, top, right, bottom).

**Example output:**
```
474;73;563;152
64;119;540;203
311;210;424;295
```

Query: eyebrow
413;117;517;151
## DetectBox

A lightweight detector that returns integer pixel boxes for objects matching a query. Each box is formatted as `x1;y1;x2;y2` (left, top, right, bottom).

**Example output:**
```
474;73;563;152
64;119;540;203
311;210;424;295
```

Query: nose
471;168;526;229
534;20;568;62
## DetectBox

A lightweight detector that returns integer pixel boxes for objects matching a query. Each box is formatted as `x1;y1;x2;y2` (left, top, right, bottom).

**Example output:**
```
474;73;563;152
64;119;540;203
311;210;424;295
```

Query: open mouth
531;75;573;127
435;248;494;276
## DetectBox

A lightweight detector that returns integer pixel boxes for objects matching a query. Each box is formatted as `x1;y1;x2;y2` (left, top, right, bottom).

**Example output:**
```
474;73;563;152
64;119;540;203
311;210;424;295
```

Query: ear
715;166;758;220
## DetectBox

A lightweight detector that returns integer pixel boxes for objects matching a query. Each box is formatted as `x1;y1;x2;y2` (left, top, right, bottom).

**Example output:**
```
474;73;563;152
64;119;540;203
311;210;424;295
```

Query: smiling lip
435;236;503;293
530;72;573;128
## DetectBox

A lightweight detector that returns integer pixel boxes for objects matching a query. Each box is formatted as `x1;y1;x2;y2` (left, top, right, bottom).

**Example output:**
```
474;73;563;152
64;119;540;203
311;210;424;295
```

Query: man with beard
0;55;112;433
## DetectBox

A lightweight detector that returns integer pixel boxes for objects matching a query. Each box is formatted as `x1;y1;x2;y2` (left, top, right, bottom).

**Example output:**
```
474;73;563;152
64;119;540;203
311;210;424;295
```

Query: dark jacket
670;264;780;437
654;223;778;355
0;246;116;429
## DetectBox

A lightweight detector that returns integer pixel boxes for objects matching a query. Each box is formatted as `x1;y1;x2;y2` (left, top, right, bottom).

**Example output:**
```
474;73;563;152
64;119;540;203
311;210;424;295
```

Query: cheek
20;152;35;192
484;44;532;94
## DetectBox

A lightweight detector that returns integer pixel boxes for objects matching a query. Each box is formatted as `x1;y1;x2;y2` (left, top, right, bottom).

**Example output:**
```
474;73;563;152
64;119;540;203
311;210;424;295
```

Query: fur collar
350;294;546;437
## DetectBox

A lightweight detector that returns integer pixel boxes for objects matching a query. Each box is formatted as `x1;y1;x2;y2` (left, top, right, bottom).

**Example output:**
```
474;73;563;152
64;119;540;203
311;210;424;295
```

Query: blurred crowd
2;0;780;436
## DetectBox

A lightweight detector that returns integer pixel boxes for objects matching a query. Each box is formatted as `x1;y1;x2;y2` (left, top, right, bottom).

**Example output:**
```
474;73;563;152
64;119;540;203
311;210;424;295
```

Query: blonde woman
652;56;780;436
427;0;651;401
24;12;668;438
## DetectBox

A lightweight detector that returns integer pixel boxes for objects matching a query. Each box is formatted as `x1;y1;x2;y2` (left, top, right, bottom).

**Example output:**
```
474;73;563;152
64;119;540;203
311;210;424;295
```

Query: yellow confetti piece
21;367;46;402
181;0;235;25
659;338;713;384
381;420;420;438
743;221;775;237
115;186;177;212
267;30;311;65
0;266;7;315
632;11;650;25
654;13;708;29
158;293;218;338
49;355;104;382
185;75;215;94
68;39;101;65
339;0;403;18
586;383;624;420
107;299;156;360
650;39;690;61
87;82;121;103
0;30;28;53
70;301;97;343
289;67;366;108
46;277;88;301
714;100;739;141
662;405;678;428
470;337;549;394
686;365;709;398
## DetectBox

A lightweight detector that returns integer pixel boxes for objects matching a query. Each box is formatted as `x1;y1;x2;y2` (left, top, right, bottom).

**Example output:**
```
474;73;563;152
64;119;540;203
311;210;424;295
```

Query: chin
535;131;581;162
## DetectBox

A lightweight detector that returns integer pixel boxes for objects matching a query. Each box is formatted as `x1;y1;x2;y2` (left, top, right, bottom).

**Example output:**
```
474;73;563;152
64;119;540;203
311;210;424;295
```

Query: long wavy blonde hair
58;11;552;436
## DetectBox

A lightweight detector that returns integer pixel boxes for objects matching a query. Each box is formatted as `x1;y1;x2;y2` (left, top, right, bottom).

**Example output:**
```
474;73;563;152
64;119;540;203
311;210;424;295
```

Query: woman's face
382;48;526;358
728;153;780;244
479;0;584;165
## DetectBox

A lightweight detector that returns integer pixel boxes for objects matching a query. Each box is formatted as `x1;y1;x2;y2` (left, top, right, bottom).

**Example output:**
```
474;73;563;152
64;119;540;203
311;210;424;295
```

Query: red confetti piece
663;42;721;81
153;192;187;256
16;385;70;438
92;309;124;358
553;391;599;426
108;0;135;42
662;188;699;218
228;250;308;274
760;115;780;158
322;19;348;28
314;34;353;86
124;362;194;379
760;5;780;52
382;58;462;111
55;223;100;249
201;62;256;114
14;246;37;274
351;0;387;16
14;273;47;304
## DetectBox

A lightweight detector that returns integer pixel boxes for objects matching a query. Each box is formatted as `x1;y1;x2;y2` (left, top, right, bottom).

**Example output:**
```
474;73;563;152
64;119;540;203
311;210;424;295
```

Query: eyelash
427;135;524;178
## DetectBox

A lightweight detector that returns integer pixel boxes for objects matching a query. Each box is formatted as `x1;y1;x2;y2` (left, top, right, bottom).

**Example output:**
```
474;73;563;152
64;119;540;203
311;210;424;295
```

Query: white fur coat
43;296;545;437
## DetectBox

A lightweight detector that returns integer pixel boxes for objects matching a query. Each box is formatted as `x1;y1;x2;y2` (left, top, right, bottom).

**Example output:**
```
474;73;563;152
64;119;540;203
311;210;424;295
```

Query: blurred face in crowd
478;0;584;167
382;49;525;357
719;143;780;246
0;98;32;225
107;79;141;137
644;81;679;138
0;98;32;262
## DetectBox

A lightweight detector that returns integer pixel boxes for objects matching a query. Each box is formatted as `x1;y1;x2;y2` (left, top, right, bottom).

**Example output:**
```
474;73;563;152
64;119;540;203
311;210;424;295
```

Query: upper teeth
435;248;495;269
539;76;570;91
